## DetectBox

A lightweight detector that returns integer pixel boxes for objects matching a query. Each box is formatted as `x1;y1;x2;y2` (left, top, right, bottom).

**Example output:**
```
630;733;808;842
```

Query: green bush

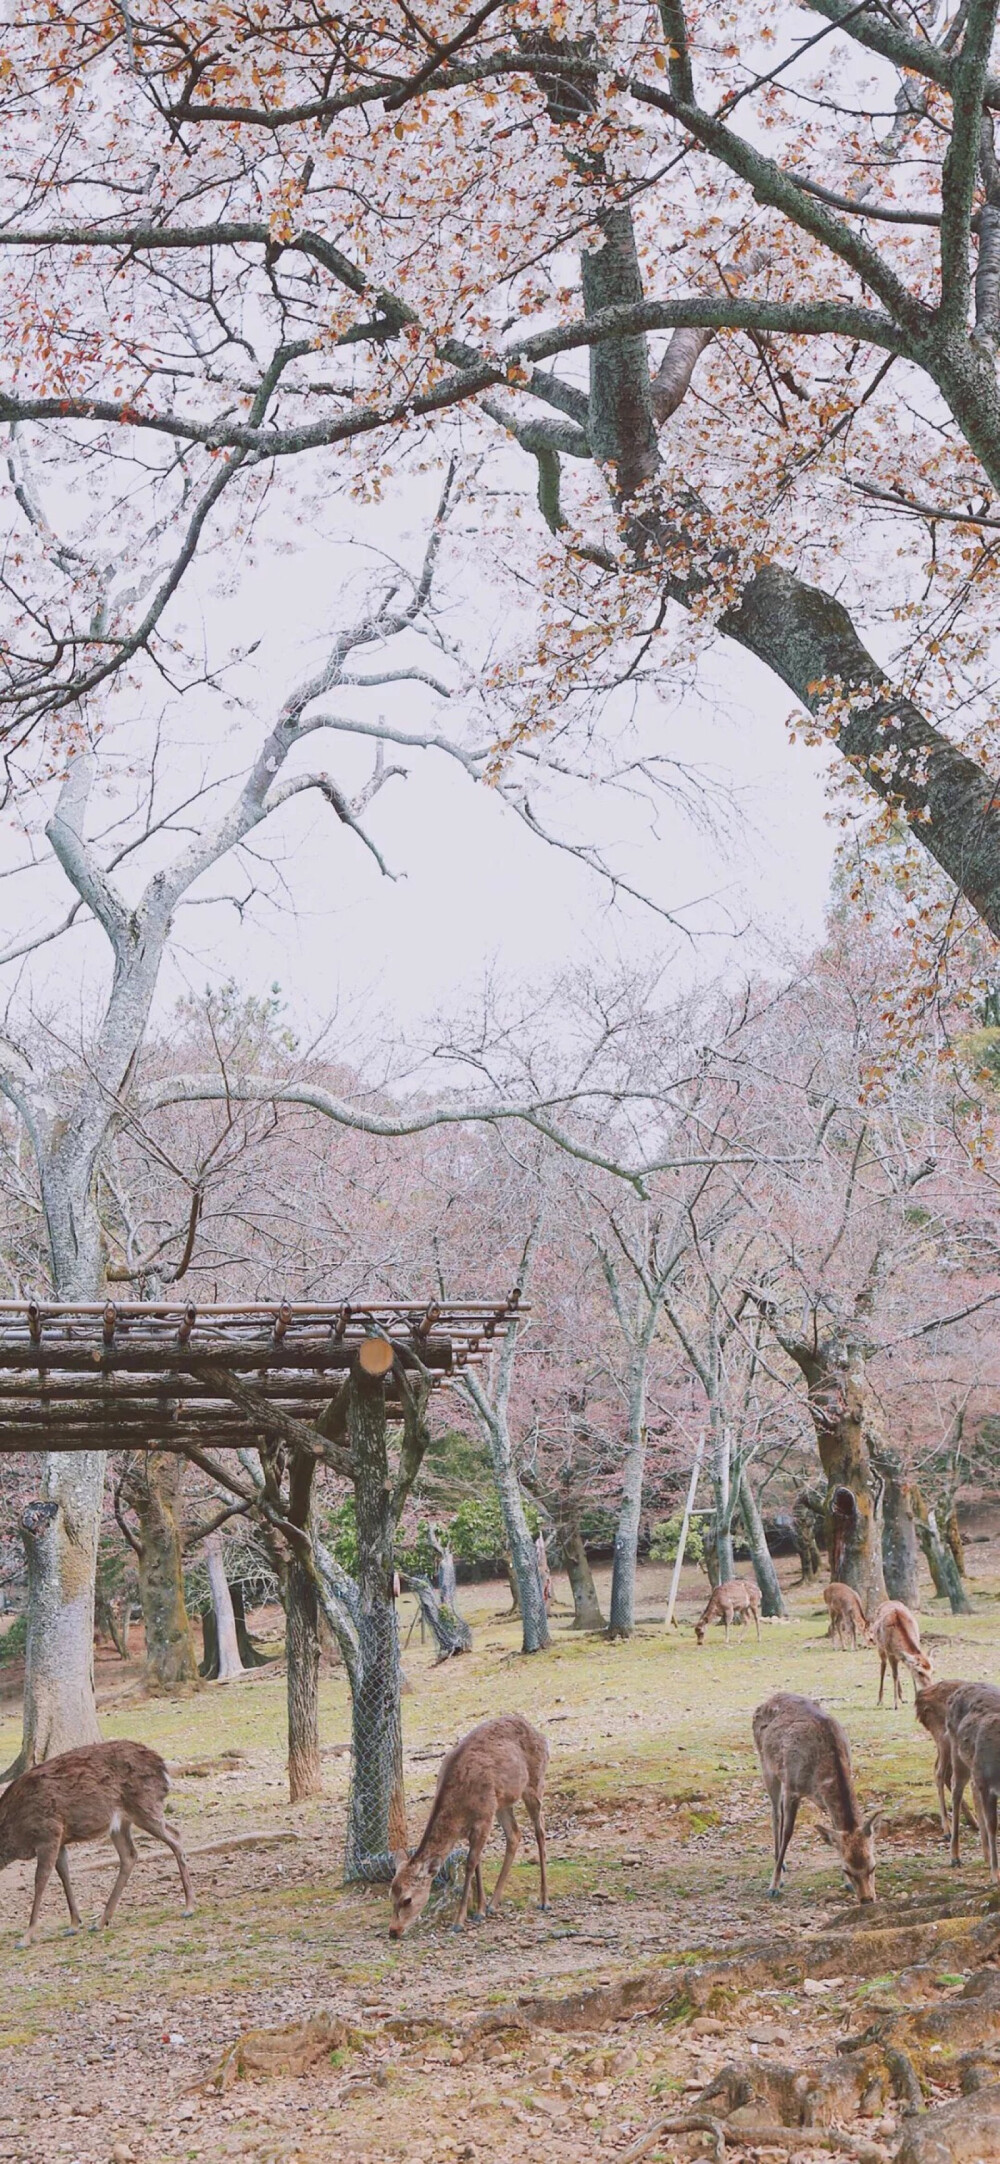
650;1513;706;1568
0;1614;27;1666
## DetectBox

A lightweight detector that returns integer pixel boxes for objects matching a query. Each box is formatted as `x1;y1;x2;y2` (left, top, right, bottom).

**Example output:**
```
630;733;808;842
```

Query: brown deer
915;1680;980;1838
823;1582;871;1650
950;1704;1000;1882
753;1692;879;1902
869;1600;933;1708
0;1740;193;1943
945;1682;1000;1867
389;1715;548;1938
694;1578;762;1645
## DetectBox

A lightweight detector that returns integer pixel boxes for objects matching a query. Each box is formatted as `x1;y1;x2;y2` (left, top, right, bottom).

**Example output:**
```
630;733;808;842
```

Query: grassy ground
1;1554;999;2164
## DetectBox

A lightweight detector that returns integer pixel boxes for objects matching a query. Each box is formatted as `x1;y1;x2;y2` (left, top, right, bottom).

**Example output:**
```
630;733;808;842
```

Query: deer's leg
723;1608;731;1644
751;1603;761;1643
951;1759;970;1864
488;1806;522;1915
877;1653;887;1706
101;1826;138;1927
524;1792;548;1909
131;1804;194;1911
936;1753;950;1840
769;1793;800;1894
456;1821;491;1929
987;1790;999;1882
892;1658;902;1711
24;1837;61;1943
54;1847;82;1931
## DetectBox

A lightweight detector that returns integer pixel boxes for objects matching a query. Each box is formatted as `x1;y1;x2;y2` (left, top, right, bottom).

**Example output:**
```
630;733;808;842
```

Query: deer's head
818;1813;879;1903
388;1853;433;1938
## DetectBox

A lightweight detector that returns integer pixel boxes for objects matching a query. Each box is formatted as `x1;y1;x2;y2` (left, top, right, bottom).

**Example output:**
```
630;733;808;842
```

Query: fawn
694;1578;762;1645
389;1714;548;1937
753;1691;878;1902
945;1681;1000;1867
0;1740;193;1943
869;1600;933;1708
823;1582;871;1650
915;1680;979;1838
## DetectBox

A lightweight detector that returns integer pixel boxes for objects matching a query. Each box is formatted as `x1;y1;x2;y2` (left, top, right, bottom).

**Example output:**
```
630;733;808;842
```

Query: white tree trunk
13;1454;105;1773
205;1535;244;1683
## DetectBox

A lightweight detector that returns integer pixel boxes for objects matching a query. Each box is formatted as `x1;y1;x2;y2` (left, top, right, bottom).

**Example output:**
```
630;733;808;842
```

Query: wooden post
665;1433;705;1630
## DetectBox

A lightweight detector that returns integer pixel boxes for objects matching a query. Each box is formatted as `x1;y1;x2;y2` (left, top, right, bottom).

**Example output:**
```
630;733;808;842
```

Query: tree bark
555;1500;604;1630
914;1497;972;1614
286;1558;322;1799
11;1460;105;1774
880;1472;921;1609
608;1376;648;1639
793;1486;825;1580
782;1339;887;1611
120;1453;198;1690
205;1533;244;1683
479;1411;549;1652
738;1467;787;1618
344;1367;406;1875
230;1581;270;1668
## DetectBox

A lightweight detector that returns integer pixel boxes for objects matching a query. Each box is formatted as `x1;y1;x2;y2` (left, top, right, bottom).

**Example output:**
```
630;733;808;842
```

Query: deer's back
946;1681;1000;1753
871;1601;921;1652
753;1692;855;1802
418;1717;547;1851
0;1741;168;1855
915;1679;966;1744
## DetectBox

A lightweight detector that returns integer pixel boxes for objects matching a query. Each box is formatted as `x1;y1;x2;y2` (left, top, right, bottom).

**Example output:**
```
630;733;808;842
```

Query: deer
915;1680;980;1839
694;1578;762;1645
0;1740;193;1944
950;1704;1000;1883
823;1582;872;1650
753;1692;878;1902
389;1714;548;1938
945;1682;1000;1868
868;1600;933;1708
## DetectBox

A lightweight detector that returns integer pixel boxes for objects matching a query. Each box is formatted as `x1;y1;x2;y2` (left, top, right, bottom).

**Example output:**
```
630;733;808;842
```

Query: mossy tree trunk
119;1454;198;1690
285;1450;322;1802
779;1335;887;1612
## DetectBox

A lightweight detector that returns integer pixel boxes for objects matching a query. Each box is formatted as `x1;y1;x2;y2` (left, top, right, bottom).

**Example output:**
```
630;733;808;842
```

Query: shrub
650;1513;706;1568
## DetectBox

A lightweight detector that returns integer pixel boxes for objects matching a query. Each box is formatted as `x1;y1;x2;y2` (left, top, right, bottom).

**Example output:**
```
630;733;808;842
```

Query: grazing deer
694;1578;762;1645
869;1600;933;1708
753;1691;879;1903
389;1715;548;1938
915;1680;980;1838
952;1707;1000;1883
0;1740;193;1943
823;1582;871;1650
945;1682;1000;1867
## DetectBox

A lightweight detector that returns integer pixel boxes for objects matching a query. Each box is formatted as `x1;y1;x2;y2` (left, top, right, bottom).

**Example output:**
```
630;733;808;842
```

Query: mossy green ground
0;1557;997;2163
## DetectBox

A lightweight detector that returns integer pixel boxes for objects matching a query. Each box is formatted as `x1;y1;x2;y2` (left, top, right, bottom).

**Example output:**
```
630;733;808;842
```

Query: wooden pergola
0;1294;523;1454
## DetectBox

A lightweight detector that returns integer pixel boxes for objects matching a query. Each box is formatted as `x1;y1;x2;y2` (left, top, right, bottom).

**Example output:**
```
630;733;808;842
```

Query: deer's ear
861;1812;881;1836
392;1850;409;1876
815;1823;835;1847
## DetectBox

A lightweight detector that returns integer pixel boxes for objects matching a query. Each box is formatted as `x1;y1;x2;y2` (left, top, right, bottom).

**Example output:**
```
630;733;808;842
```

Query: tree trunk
286;1558;322;1799
555;1501;604;1630
230;1581;270;1668
407;1575;473;1658
199;1605;218;1678
205;1533;244;1683
787;1341;887;1611
608;1402;647;1640
122;1454;198;1690
710;1423;737;1586
344;1368;407;1877
9;1457;105;1775
944;1503;966;1577
485;1423;549;1654
738;1467;787;1618
793;1486;825;1581
914;1500;972;1614
880;1473;921;1609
